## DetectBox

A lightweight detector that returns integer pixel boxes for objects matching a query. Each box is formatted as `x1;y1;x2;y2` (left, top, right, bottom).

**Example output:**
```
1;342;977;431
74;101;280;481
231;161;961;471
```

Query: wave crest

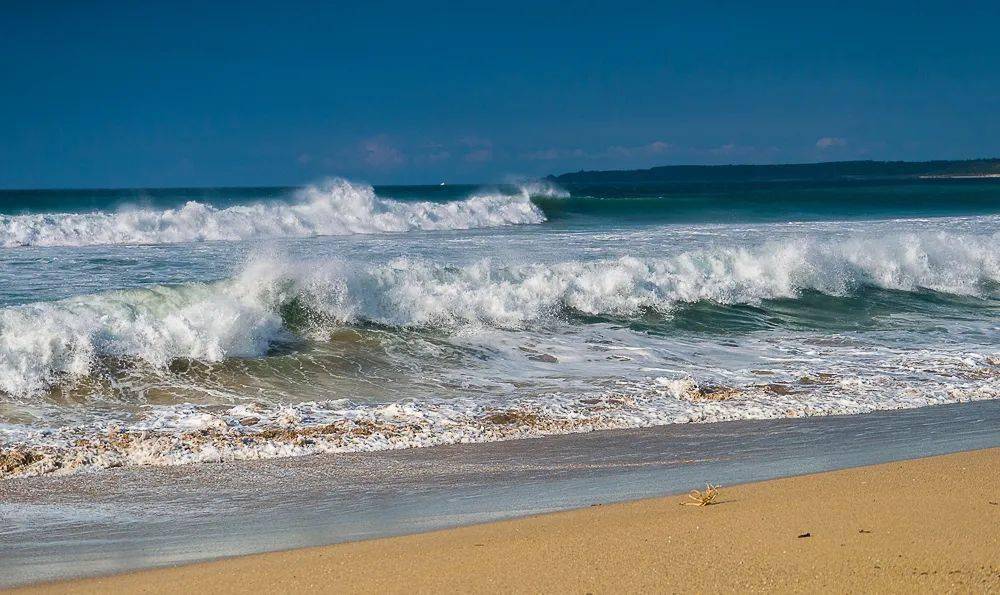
0;232;997;396
0;179;548;248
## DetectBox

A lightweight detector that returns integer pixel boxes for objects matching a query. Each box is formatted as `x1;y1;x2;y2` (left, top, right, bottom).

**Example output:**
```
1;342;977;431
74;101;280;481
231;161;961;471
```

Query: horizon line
2;156;999;192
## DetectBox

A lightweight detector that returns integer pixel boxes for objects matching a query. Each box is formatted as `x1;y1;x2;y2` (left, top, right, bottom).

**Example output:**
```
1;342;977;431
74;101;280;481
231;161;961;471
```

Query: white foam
0;231;996;397
3;349;997;478
0;179;548;247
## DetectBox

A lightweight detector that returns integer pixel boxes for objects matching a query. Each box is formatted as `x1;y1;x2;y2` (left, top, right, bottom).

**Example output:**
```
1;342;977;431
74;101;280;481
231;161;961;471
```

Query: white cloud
522;141;672;162
456;137;494;163
360;136;407;168
522;147;587;161
815;137;847;150
606;140;672;159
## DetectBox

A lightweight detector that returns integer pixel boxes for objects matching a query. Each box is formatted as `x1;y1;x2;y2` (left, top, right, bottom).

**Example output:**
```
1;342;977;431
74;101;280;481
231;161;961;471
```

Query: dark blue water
2;179;998;223
540;179;1000;224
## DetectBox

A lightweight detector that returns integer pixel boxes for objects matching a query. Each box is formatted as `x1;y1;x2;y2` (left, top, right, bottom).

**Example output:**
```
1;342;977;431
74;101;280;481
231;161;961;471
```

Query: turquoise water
0;178;998;477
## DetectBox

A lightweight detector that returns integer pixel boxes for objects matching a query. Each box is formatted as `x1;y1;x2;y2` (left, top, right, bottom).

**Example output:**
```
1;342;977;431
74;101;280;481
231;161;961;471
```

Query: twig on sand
681;483;721;506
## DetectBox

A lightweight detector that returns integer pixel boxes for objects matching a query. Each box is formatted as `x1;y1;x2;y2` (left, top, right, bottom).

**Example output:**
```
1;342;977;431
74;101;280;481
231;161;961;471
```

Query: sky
2;1;999;188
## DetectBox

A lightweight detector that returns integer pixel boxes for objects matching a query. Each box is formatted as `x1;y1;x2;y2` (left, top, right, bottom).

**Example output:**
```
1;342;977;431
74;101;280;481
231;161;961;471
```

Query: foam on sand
3;355;997;478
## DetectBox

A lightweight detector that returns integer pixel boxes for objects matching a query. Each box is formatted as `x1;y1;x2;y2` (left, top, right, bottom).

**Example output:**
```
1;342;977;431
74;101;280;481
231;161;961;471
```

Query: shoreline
12;447;999;593
2;400;999;589
6;386;997;481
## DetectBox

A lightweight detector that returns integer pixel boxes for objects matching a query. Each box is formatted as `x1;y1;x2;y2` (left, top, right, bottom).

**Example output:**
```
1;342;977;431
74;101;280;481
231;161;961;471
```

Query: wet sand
12;447;999;593
4;400;999;587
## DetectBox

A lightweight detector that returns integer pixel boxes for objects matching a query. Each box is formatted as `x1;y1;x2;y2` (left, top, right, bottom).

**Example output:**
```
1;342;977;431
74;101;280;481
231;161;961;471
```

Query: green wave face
535;179;1000;224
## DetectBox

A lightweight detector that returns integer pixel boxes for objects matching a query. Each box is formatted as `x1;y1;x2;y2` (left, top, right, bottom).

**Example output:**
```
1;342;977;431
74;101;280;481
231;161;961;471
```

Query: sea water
1;177;997;477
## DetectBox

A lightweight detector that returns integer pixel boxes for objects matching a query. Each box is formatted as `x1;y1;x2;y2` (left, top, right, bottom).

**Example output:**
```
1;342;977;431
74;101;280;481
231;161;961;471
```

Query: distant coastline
919;173;1000;179
550;158;1000;185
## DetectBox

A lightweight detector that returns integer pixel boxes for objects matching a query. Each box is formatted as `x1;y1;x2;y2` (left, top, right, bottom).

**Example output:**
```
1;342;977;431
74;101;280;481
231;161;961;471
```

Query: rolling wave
0;231;996;397
0;179;548;248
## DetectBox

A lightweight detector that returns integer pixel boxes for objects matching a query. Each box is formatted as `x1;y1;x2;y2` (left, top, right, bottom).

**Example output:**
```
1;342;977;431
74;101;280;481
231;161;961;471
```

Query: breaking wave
0;179;549;248
0;231;997;397
5;365;998;478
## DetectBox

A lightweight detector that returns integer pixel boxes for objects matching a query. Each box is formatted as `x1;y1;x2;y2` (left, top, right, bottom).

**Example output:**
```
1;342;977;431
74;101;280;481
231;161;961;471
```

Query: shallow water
2;400;998;587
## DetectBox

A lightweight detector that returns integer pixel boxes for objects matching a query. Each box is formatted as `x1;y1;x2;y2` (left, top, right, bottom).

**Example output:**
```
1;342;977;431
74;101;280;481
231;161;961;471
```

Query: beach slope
12;448;999;593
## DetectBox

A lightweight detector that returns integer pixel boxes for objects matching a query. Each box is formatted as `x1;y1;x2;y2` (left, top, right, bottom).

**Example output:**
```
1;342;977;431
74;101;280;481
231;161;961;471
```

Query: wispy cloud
412;143;452;165
815;137;847;150
521;147;586;161
522;140;672;162
459;137;494;163
462;148;491;163
605;140;672;159
707;142;781;159
298;135;495;175
711;142;739;155
360;135;407;168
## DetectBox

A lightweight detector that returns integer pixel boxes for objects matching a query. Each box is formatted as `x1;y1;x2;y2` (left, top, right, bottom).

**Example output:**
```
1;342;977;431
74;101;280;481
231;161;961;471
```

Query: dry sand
11;448;999;593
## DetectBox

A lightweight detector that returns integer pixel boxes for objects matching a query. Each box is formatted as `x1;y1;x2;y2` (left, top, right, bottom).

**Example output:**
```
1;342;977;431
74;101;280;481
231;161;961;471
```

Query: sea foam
4;352;998;478
0;231;996;397
0;179;548;248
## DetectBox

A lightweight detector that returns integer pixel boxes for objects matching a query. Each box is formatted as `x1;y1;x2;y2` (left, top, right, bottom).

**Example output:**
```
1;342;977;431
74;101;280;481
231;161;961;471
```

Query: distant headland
549;158;1000;185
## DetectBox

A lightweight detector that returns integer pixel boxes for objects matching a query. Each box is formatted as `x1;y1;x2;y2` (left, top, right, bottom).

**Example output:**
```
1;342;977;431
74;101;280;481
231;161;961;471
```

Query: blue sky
2;1;999;187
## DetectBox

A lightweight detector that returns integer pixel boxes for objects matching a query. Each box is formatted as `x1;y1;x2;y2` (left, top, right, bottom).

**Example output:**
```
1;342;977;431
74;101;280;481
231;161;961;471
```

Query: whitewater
0;179;552;247
1;178;998;478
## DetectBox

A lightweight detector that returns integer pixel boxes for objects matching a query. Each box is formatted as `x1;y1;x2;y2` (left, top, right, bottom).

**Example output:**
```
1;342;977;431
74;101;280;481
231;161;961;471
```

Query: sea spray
0;179;549;248
0;231;997;398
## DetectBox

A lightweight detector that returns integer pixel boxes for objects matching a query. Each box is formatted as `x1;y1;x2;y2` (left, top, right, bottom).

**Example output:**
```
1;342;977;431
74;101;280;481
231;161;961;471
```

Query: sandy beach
11;447;998;594
4;3;1000;593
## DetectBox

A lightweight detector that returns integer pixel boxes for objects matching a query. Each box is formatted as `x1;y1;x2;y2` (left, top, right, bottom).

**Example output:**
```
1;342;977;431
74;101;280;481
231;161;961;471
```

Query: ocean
1;177;998;478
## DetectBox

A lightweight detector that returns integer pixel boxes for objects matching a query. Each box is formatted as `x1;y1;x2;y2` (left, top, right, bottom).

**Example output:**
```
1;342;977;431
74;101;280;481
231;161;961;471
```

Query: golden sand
12;448;999;593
